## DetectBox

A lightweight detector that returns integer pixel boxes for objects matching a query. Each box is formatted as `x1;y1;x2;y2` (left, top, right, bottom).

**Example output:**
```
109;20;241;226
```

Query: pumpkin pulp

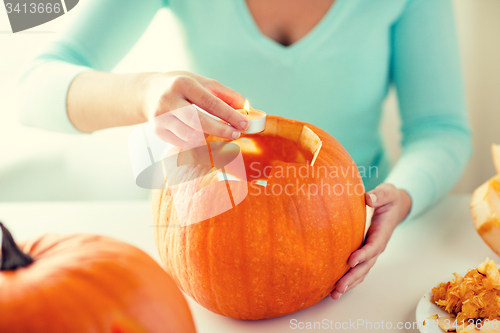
232;135;314;182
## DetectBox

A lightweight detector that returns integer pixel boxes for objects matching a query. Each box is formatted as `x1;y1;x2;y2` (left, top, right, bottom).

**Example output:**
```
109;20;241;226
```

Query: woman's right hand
143;71;249;148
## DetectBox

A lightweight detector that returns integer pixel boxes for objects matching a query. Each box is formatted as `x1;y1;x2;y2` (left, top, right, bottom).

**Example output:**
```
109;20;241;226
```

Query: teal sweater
18;0;472;220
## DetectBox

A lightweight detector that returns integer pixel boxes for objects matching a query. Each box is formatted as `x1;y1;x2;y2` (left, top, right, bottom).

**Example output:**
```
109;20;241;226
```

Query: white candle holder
237;100;266;134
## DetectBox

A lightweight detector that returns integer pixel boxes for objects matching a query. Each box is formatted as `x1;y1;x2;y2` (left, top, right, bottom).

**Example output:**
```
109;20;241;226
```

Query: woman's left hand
330;183;412;299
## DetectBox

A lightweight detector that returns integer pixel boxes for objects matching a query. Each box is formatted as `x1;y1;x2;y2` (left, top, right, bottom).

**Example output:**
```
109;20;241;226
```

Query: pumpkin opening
208;119;323;185
0;222;33;271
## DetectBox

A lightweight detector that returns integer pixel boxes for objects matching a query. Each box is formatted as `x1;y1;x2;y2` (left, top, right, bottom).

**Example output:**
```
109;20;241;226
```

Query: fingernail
369;193;377;203
352;261;359;268
240;121;248;130
232;130;241;140
343;285;348;293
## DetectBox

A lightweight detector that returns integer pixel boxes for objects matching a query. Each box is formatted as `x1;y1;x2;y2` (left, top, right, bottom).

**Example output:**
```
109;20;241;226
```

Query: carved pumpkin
0;223;196;333
471;144;500;257
493;144;500;175
152;115;366;320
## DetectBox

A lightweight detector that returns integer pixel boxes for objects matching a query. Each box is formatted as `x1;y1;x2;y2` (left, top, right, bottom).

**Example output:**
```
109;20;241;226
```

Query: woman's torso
167;0;410;190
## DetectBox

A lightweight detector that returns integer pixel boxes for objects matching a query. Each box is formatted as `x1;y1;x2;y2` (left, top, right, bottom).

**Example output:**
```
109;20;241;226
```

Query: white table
0;195;496;332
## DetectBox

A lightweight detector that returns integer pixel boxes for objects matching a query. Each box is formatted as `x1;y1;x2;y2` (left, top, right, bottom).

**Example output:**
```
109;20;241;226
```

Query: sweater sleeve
384;0;472;220
18;0;165;133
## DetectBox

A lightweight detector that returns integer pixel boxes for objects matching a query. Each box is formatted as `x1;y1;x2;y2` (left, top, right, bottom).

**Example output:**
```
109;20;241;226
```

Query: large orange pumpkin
0;223;196;333
152;115;366;320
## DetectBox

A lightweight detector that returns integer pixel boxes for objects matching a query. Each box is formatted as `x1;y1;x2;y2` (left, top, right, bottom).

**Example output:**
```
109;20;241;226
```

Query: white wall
453;0;500;191
380;0;500;193
0;1;499;201
0;8;189;201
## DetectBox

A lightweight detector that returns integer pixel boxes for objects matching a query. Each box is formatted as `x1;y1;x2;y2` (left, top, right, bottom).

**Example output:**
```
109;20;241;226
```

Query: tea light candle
237;100;266;134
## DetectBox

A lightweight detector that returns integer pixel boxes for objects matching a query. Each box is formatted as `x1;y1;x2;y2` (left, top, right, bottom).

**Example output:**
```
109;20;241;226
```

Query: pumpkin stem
0;222;33;271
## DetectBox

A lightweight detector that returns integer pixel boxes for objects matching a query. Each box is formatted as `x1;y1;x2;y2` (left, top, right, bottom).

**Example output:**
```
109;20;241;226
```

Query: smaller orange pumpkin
493;144;500;174
0;222;197;333
470;144;500;257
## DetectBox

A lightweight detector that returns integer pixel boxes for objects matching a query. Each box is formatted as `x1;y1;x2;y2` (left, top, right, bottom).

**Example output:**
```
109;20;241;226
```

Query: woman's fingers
330;220;393;300
365;183;398;208
198;111;242;140
148;72;250;145
331;216;395;300
337;258;376;291
152;127;191;149
154;112;204;144
204;79;246;110
328;183;411;300
174;76;248;131
347;220;392;268
154;104;241;144
151;99;206;147
175;108;242;141
344;274;366;293
347;244;377;269
330;257;376;299
175;71;245;109
330;289;342;300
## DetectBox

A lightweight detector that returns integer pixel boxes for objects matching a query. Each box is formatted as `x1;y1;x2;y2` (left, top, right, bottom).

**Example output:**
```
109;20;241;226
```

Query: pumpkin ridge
239;203;251;317
54;266;122;329
290;192;310;309
259;201;272;313
169;206;181;291
316;172;335;298
151;188;164;233
23;234;77;259
268;192;277;317
167;190;176;277
206;218;224;315
176;223;185;294
182;226;194;301
156;190;167;273
183;225;196;306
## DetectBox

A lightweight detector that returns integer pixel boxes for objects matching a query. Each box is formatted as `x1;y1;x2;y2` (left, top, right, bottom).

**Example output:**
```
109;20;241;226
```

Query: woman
18;0;472;299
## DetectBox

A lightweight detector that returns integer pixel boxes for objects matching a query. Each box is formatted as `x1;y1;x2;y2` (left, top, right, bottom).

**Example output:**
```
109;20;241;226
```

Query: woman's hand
143;71;249;148
330;183;412;299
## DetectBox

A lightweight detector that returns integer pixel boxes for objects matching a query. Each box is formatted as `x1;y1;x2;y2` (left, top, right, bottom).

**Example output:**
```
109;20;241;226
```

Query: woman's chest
244;0;336;46
171;0;409;84
172;0;408;56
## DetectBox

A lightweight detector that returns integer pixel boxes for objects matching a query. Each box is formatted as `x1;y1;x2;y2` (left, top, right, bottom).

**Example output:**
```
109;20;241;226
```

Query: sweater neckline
234;0;347;59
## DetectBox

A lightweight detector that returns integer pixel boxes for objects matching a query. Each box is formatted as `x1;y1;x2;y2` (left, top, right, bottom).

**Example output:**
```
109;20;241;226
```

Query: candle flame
244;100;250;114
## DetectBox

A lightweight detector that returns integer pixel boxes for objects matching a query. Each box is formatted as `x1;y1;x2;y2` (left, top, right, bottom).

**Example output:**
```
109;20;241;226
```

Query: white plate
416;271;473;333
415;287;451;333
